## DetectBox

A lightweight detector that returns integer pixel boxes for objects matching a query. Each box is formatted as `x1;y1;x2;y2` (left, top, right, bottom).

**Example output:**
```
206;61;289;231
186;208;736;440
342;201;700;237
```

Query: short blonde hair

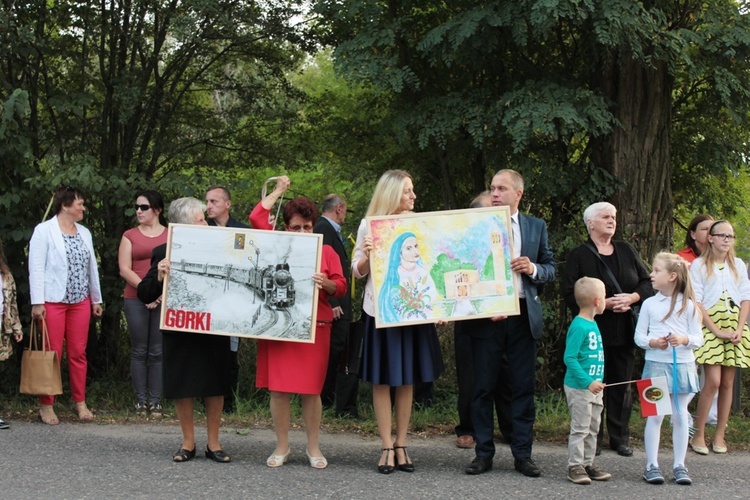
583;202;617;234
494;169;524;192
168;197;206;224
574;277;606;309
365;170;413;217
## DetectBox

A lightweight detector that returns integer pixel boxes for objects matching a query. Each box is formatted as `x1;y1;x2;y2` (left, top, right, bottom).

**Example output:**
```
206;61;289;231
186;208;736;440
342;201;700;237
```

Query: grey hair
168;197;206;224
469;191;491;209
583;202;617;234
321;194;346;213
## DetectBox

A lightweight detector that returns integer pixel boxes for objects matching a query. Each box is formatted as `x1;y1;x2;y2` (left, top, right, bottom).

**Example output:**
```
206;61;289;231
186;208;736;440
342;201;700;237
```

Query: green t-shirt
563;315;605;390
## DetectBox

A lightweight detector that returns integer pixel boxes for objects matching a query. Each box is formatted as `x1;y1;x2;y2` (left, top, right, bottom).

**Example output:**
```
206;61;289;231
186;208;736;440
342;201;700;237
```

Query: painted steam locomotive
177;260;295;309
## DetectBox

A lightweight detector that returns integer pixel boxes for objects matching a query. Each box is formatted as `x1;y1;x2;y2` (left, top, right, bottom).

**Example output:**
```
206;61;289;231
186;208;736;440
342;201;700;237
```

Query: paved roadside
1;421;749;499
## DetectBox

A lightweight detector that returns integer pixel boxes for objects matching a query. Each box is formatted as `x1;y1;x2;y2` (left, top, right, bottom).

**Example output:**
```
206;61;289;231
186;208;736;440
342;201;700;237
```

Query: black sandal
378;448;395;474
173;446;196;462
205;447;231;463
394;446;414;473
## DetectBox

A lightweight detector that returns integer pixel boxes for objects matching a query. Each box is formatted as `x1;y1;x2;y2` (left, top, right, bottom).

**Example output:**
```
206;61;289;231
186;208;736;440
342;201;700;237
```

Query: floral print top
62;232;90;304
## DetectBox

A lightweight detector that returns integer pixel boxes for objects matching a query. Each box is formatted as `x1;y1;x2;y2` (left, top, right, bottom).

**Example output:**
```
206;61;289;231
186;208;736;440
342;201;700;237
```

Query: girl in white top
689;220;750;455
635;252;703;485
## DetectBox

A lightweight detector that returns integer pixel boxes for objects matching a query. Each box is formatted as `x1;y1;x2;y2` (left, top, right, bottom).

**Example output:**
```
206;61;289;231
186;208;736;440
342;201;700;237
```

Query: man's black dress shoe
514;458;541;477
614;445;633;457
465;456;493;475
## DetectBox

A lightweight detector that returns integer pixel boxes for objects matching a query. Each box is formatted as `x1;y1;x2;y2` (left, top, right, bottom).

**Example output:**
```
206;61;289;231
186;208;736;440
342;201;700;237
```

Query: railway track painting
160;224;322;343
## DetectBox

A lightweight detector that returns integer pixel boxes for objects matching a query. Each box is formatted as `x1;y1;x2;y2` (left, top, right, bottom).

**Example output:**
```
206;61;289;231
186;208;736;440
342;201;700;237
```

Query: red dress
252;204;347;394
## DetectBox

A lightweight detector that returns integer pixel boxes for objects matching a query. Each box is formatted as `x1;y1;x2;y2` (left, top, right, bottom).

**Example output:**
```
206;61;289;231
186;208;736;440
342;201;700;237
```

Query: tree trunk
592;51;673;261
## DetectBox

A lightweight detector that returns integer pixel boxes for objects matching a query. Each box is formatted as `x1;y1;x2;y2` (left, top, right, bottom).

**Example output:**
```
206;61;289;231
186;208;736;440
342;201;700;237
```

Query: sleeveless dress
694;264;750;367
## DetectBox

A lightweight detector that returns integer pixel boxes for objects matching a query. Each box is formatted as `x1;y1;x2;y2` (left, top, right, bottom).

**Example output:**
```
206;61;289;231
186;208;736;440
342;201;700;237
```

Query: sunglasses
134;204;152;212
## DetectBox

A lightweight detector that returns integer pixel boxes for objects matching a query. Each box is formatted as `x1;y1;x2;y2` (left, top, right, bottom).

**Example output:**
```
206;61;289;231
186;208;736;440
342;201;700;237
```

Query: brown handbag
19;319;63;396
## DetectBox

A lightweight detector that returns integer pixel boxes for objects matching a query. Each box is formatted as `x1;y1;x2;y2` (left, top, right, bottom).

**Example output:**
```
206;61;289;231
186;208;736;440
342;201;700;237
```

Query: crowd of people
1;170;748;485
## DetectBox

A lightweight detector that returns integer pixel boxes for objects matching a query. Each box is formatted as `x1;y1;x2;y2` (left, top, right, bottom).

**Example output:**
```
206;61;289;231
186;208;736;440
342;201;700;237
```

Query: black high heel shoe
378;448;395;474
394;446;414;473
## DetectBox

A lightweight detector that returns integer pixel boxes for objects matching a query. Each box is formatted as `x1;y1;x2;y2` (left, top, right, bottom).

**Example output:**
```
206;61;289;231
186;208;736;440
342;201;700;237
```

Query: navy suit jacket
465;212;555;340
517;212;556;339
314;216;352;320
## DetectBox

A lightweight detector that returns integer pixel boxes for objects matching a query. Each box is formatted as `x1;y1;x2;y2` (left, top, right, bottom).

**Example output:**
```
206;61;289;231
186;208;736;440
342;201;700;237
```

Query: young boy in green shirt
564;277;611;485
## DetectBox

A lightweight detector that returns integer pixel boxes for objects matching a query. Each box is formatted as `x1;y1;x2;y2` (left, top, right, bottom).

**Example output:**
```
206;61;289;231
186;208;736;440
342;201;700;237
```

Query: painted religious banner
368;207;519;328
161;224;322;343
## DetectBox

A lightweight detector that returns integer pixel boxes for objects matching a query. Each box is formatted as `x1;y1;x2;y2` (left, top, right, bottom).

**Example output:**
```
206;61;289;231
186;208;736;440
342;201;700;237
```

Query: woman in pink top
118;190;168;417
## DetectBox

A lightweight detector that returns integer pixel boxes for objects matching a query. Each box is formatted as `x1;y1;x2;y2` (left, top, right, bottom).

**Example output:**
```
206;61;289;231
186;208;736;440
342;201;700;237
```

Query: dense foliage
2;1;750;398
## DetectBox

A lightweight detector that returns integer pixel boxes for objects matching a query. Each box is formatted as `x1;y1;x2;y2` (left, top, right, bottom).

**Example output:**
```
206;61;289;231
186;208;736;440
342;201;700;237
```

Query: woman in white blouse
29;186;103;425
689;220;750;454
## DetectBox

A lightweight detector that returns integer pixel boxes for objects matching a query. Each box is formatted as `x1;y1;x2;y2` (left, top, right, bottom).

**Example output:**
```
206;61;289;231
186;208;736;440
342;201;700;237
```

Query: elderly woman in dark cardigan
138;197;231;463
563;202;653;457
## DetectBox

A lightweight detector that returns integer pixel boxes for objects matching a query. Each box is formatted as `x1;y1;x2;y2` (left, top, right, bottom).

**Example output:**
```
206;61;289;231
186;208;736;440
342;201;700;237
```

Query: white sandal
306;449;328;469
266;447;291;467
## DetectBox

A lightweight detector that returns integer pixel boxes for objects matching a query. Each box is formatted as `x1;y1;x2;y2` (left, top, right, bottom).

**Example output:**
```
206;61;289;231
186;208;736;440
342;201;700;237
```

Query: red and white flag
636;377;672;417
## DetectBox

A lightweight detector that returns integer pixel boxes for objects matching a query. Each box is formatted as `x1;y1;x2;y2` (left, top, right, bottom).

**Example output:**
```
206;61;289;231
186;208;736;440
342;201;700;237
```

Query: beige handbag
19;319;63;396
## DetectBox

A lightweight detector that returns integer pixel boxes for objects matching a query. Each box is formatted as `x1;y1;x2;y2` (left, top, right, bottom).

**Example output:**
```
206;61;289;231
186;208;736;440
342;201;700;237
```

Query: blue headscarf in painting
378;231;417;324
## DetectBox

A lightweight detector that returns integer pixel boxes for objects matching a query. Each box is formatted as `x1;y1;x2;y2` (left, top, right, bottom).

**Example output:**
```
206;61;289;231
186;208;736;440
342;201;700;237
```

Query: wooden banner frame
160;224;322;343
367;207;520;328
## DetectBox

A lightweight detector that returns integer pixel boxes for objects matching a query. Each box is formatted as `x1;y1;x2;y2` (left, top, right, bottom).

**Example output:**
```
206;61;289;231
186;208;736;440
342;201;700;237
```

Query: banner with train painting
367;207;520;328
160;224;322;343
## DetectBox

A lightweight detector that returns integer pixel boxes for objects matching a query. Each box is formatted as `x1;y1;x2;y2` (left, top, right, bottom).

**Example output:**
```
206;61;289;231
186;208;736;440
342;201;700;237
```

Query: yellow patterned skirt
695;292;750;367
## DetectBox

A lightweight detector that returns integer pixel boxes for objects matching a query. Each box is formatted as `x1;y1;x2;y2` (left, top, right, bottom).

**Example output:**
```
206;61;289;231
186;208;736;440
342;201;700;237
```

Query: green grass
3;350;750;451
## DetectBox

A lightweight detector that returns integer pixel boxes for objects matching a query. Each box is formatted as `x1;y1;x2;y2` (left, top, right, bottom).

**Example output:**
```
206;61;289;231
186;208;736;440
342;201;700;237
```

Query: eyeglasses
710;233;735;241
134;204;152;212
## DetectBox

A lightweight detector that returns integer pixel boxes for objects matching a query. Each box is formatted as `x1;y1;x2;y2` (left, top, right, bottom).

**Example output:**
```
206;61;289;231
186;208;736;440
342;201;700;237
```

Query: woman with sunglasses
689;220;750;455
118;190;168;417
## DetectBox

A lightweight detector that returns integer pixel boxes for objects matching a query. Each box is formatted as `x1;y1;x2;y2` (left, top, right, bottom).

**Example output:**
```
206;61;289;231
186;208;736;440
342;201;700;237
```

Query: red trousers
40;298;91;405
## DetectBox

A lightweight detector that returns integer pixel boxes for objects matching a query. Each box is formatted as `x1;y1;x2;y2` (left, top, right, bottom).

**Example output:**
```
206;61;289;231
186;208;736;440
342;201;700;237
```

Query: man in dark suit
315;194;359;418
464;169;556;478
205;186;248;413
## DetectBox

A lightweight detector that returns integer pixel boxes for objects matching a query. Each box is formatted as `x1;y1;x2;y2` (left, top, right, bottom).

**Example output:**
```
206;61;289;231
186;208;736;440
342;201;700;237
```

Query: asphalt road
1;420;749;499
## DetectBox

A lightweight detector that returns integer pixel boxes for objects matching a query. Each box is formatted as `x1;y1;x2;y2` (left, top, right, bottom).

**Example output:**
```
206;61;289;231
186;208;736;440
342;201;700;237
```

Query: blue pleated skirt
360;312;445;386
642;359;700;394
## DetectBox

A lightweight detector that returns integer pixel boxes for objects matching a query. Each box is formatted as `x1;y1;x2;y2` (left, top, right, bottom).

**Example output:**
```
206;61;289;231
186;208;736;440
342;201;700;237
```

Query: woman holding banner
250;190;347;469
352;170;444;474
138;197;232;463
